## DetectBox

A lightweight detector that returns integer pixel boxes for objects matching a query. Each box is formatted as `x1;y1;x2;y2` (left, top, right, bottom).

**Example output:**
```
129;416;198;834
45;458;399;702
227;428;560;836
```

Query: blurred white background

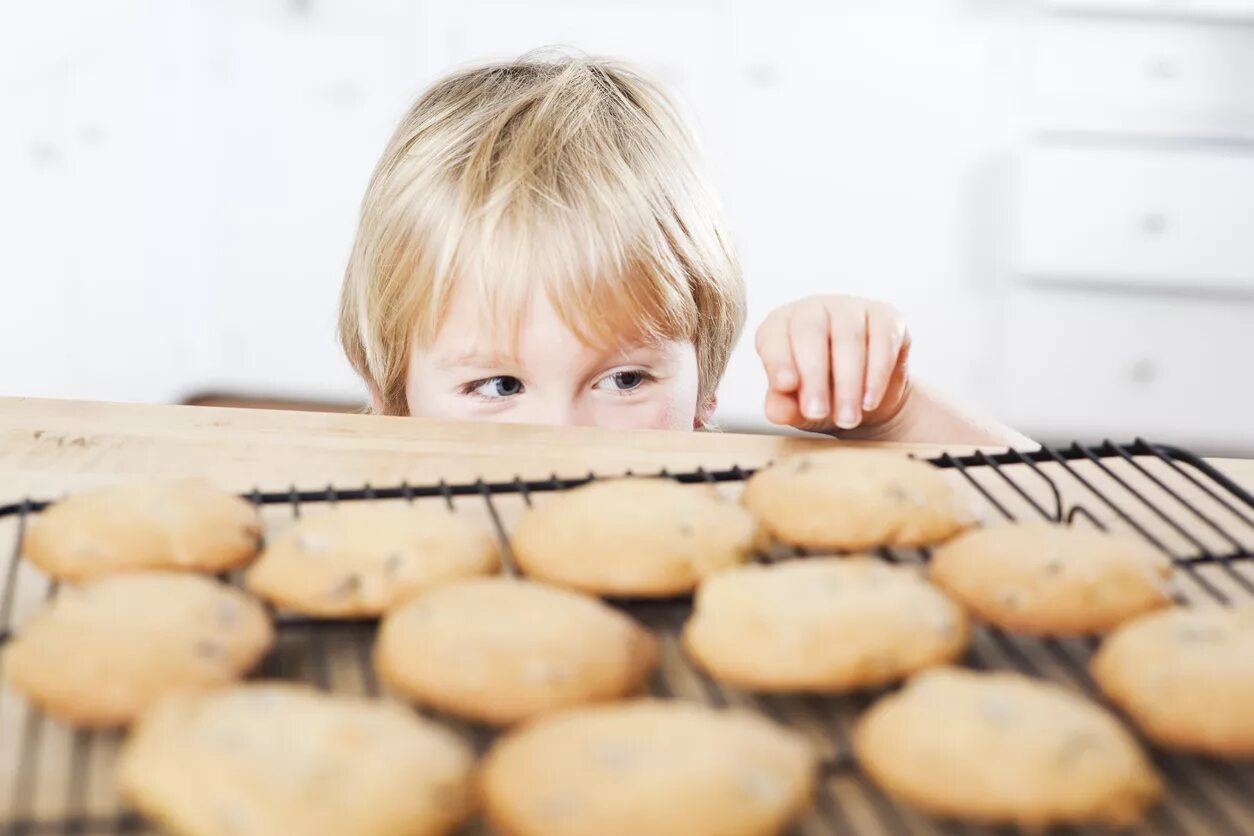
1;0;1252;452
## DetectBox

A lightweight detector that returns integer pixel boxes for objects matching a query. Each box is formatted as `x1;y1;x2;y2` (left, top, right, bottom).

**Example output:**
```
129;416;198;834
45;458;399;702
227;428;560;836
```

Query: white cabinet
0;0;418;405
0;1;140;85
0;76;71;398
1002;290;1254;447
207;0;420;399
1010;1;1254;450
59;50;148;400
1014;144;1254;292
710;5;1028;427
1033;17;1254;139
0;30;189;404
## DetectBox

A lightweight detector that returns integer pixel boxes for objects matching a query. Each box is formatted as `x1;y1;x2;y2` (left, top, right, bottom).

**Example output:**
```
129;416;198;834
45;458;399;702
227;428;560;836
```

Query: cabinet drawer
1047;0;1254;19
1002;291;1254;449
1013;145;1254;291
1033;17;1254;139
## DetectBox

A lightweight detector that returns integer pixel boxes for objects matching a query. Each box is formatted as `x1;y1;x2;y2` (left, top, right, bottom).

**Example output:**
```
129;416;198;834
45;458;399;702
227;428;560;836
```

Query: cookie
22;479;262;581
929;523;1171;636
117;683;475;836
4;572;273;727
682;557;968;692
1092;606;1254;757
375;577;658;725
853;668;1161;828
245;503;499;617
510;478;759;597
740;449;971;551
481;699;816;836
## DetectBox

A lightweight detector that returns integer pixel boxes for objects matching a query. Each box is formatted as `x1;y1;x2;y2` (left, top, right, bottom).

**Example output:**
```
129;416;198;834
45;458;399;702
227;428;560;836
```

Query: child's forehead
421;284;671;368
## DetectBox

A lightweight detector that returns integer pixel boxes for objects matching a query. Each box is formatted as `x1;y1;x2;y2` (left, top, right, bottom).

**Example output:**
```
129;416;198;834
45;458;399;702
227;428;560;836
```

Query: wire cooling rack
1;439;1253;835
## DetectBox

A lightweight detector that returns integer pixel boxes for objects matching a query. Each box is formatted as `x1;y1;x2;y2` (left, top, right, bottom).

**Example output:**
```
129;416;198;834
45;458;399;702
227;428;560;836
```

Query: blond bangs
415;200;700;363
340;51;745;416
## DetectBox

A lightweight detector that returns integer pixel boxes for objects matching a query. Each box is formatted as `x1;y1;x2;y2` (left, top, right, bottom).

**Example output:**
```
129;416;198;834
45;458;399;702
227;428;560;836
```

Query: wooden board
1;398;1250;499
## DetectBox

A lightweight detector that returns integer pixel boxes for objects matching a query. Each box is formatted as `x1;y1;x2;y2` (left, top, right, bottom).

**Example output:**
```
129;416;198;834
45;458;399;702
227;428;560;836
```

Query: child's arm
755;295;1034;448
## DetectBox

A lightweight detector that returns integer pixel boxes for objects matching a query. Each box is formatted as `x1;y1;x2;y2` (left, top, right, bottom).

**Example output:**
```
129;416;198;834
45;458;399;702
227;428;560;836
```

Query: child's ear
694;395;718;430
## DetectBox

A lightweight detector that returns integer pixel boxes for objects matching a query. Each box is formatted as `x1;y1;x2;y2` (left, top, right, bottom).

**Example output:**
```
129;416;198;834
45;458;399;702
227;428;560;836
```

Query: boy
339;53;1029;447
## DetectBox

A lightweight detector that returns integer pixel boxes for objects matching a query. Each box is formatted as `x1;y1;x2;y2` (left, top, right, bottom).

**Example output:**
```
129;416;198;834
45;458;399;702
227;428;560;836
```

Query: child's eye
464;376;525;400
595;369;655;394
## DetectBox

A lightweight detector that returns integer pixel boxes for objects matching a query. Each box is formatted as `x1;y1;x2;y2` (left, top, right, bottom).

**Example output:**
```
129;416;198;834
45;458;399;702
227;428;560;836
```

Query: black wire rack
1;438;1253;835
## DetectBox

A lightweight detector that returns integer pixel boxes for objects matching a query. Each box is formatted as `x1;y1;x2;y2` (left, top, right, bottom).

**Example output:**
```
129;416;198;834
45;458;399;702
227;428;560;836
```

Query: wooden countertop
0;397;1251;501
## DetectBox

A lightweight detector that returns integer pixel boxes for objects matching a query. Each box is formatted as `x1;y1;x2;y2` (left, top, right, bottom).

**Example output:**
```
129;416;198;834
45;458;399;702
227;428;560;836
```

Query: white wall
1;0;1252;452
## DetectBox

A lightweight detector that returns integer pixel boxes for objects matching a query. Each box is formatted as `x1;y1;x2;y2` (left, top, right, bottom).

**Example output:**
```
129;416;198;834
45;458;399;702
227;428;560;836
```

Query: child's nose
515;398;581;428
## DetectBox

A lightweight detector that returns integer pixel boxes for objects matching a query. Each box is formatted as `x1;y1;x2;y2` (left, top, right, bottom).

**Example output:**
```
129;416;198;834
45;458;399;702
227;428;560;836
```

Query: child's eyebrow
433;350;521;371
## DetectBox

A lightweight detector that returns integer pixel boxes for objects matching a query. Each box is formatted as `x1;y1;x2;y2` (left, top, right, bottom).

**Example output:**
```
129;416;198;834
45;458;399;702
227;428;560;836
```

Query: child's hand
755;295;911;434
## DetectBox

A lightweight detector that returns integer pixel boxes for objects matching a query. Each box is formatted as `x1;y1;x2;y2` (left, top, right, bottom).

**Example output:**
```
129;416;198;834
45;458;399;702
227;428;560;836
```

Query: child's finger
753;315;800;392
863;307;905;411
830;310;867;430
788;309;832;421
763;388;803;427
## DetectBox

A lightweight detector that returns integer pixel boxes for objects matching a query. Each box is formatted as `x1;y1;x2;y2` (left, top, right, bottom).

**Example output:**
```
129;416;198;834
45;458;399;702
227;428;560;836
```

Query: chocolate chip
327;574;361;599
980;695;1013;725
216;600;240;628
884;484;909;503
739;767;784;803
194;639;228;662
996;589;1023;610
382;552;405;576
1176;624;1226;643
593;742;634;774
1056;731;1101;767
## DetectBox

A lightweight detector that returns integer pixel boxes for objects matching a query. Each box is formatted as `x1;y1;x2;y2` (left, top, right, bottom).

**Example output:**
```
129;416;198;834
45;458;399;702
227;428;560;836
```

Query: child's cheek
590;387;695;432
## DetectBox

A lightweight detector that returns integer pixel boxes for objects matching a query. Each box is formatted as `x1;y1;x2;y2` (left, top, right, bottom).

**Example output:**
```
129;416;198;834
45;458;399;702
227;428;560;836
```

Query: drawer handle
1140;213;1169;237
1129;359;1158;385
30;141;61;166
1146;57;1178;81
745;63;780;87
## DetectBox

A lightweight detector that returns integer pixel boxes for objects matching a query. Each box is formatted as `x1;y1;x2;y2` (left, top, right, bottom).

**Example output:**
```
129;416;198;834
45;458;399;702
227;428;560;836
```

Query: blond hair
339;51;745;416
